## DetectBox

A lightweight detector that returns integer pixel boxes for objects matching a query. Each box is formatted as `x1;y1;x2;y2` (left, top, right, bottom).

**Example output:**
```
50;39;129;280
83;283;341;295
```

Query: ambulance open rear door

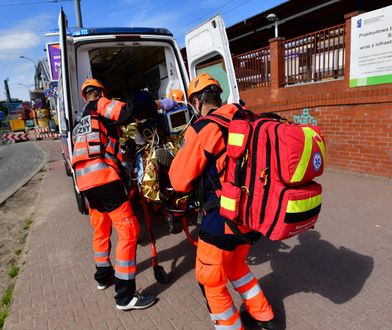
185;14;239;104
58;9;79;161
59;9;88;214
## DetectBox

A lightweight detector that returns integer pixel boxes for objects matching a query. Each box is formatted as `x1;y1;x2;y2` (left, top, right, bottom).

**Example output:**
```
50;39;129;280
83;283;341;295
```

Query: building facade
227;0;392;178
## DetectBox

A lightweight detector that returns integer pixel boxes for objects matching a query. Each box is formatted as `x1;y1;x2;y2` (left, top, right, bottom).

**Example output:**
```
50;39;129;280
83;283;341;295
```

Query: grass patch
8;265;19;279
18;233;27;244
23;218;33;230
1;288;13;306
0;307;9;329
14;249;22;256
0;287;13;329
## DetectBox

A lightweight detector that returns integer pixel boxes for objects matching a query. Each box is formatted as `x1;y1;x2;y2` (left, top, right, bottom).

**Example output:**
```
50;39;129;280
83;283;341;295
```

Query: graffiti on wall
293;108;318;126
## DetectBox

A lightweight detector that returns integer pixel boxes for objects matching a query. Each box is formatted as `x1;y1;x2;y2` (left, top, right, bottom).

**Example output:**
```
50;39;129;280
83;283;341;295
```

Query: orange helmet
81;78;105;99
187;73;222;100
168;89;185;102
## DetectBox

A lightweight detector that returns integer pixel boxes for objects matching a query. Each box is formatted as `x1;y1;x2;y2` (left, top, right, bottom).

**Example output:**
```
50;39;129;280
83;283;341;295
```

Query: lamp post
266;13;279;38
19;56;38;89
17;83;33;100
18;83;32;91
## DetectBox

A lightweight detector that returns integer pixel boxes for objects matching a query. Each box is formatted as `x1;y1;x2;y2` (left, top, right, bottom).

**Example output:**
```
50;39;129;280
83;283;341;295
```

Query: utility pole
74;0;83;28
4;79;11;103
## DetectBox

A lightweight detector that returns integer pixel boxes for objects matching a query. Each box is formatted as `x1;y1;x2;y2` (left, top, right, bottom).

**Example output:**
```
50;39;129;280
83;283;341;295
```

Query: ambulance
56;9;239;213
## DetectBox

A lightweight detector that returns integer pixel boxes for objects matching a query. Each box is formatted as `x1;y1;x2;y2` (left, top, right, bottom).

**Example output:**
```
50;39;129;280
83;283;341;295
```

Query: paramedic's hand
157;98;177;110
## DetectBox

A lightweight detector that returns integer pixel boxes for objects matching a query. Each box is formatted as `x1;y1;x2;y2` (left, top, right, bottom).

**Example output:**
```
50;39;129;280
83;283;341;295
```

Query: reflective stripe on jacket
72;97;126;191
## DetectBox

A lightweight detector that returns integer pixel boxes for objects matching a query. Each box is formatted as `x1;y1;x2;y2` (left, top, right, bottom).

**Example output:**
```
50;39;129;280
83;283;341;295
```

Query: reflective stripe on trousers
231;272;262;300
210;306;243;329
196;239;274;328
89;201;139;282
115;259;136;280
90;210;112;267
230;270;274;322
109;201;139;281
94;251;111;266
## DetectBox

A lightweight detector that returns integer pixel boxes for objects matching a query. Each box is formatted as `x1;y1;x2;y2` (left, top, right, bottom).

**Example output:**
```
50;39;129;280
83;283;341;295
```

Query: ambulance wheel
153;265;168;284
166;214;182;234
167;214;175;233
64;160;72;177
73;181;89;215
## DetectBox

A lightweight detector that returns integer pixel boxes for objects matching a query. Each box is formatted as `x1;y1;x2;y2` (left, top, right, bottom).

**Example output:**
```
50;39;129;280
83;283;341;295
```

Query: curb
0;142;49;205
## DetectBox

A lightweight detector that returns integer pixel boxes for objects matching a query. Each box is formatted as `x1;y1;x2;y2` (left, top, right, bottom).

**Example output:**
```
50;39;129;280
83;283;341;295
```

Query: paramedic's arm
97;97;133;125
169;127;207;193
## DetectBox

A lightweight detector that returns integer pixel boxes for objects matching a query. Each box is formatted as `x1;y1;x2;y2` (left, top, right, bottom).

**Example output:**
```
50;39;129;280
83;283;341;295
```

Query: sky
0;0;287;101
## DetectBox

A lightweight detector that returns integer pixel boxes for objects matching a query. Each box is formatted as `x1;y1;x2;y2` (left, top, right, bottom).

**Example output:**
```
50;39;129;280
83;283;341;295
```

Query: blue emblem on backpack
313;152;322;171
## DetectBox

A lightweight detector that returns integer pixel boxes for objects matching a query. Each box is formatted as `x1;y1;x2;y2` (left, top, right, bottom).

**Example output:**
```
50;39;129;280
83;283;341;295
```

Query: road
4;140;392;330
0;142;46;204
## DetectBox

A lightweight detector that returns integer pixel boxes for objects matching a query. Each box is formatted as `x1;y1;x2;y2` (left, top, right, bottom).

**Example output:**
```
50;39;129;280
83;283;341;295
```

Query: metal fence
231;23;346;90
284;23;346;85
233;46;271;91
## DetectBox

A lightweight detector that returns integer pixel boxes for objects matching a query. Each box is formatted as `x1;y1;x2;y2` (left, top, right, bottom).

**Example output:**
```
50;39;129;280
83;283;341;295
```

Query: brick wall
240;81;392;178
237;10;392;178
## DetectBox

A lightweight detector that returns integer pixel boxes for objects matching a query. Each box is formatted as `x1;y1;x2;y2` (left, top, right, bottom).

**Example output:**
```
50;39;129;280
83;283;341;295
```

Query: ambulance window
195;55;230;104
57;70;68;132
86;45;167;100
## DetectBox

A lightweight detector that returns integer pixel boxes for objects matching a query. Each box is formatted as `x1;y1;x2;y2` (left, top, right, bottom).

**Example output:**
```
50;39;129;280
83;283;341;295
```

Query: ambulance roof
73;27;173;37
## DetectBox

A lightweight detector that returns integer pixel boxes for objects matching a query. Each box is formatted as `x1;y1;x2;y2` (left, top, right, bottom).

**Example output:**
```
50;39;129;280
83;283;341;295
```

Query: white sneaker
116;292;156;311
97;282;109;290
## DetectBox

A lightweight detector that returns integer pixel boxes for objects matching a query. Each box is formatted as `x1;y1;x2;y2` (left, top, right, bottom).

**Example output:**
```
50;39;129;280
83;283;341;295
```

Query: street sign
350;4;392;87
46;42;61;81
0;111;5;121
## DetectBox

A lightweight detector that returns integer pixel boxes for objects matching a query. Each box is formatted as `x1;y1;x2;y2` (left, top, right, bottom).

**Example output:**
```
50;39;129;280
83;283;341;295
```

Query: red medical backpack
206;105;326;241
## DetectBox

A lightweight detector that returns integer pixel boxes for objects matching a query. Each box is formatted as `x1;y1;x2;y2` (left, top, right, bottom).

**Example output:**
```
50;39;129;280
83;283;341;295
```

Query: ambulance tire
72;180;89;215
64;160;72;177
62;153;72;177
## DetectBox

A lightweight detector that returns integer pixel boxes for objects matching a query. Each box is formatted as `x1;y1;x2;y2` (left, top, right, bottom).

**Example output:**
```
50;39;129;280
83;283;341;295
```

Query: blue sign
0;111;4;121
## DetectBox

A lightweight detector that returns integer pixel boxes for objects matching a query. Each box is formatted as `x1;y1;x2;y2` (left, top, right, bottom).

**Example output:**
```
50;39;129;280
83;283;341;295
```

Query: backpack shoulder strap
204;113;231;128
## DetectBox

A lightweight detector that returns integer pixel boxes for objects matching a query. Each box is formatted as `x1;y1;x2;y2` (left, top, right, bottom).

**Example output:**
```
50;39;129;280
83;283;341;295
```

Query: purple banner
47;43;61;81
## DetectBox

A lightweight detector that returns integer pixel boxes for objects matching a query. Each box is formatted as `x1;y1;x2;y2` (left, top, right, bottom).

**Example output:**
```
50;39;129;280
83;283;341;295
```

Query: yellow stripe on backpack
286;194;322;213
228;133;245;147
291;127;326;183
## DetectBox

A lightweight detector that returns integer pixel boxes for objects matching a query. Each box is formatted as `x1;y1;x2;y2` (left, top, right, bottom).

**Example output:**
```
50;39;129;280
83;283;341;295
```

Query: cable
221;0;253;17
176;0;238;34
0;29;58;36
176;0;256;37
0;0;72;6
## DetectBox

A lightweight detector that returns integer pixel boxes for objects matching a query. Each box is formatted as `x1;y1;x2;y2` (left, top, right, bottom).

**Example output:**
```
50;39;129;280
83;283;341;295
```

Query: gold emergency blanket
141;148;160;201
121;122;183;202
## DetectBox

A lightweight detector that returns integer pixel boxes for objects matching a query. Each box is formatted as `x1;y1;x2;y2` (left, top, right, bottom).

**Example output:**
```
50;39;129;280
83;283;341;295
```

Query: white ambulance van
56;9;239;213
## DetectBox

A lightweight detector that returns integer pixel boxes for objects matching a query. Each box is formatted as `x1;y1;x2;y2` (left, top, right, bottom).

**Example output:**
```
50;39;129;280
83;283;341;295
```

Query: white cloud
0;13;53;52
0;32;41;51
127;11;182;29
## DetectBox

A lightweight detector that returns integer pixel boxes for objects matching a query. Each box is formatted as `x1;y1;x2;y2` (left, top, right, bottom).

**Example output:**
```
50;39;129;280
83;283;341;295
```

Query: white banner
349;5;392;87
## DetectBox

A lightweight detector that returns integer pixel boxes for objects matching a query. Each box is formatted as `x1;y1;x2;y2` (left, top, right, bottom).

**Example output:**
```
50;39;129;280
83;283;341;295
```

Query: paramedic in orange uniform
169;73;277;329
72;79;156;311
168;89;185;102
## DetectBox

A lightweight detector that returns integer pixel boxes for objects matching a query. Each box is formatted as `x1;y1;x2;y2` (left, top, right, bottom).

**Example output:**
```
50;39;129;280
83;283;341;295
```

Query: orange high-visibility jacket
169;104;252;245
72;97;128;191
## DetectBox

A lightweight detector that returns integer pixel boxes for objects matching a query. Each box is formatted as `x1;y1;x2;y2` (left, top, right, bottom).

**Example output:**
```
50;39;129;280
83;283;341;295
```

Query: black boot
240;310;278;330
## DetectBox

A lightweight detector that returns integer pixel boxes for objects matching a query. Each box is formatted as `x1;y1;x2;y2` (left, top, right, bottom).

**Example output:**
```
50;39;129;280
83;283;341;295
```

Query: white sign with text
350;5;392;87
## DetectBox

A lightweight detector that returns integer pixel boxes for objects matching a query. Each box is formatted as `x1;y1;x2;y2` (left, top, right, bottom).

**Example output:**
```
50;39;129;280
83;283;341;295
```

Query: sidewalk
4;140;392;330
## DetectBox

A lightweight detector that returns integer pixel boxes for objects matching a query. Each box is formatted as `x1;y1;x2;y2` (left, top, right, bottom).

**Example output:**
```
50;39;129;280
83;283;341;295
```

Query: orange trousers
90;200;140;281
196;239;274;330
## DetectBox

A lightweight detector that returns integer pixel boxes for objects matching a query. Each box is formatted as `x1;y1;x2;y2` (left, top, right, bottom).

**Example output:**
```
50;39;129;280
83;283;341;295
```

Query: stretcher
121;102;200;283
138;187;198;284
123;142;199;284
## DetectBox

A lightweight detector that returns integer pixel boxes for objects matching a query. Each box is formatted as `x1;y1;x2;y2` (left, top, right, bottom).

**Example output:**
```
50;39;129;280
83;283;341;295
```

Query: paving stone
3;141;392;330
